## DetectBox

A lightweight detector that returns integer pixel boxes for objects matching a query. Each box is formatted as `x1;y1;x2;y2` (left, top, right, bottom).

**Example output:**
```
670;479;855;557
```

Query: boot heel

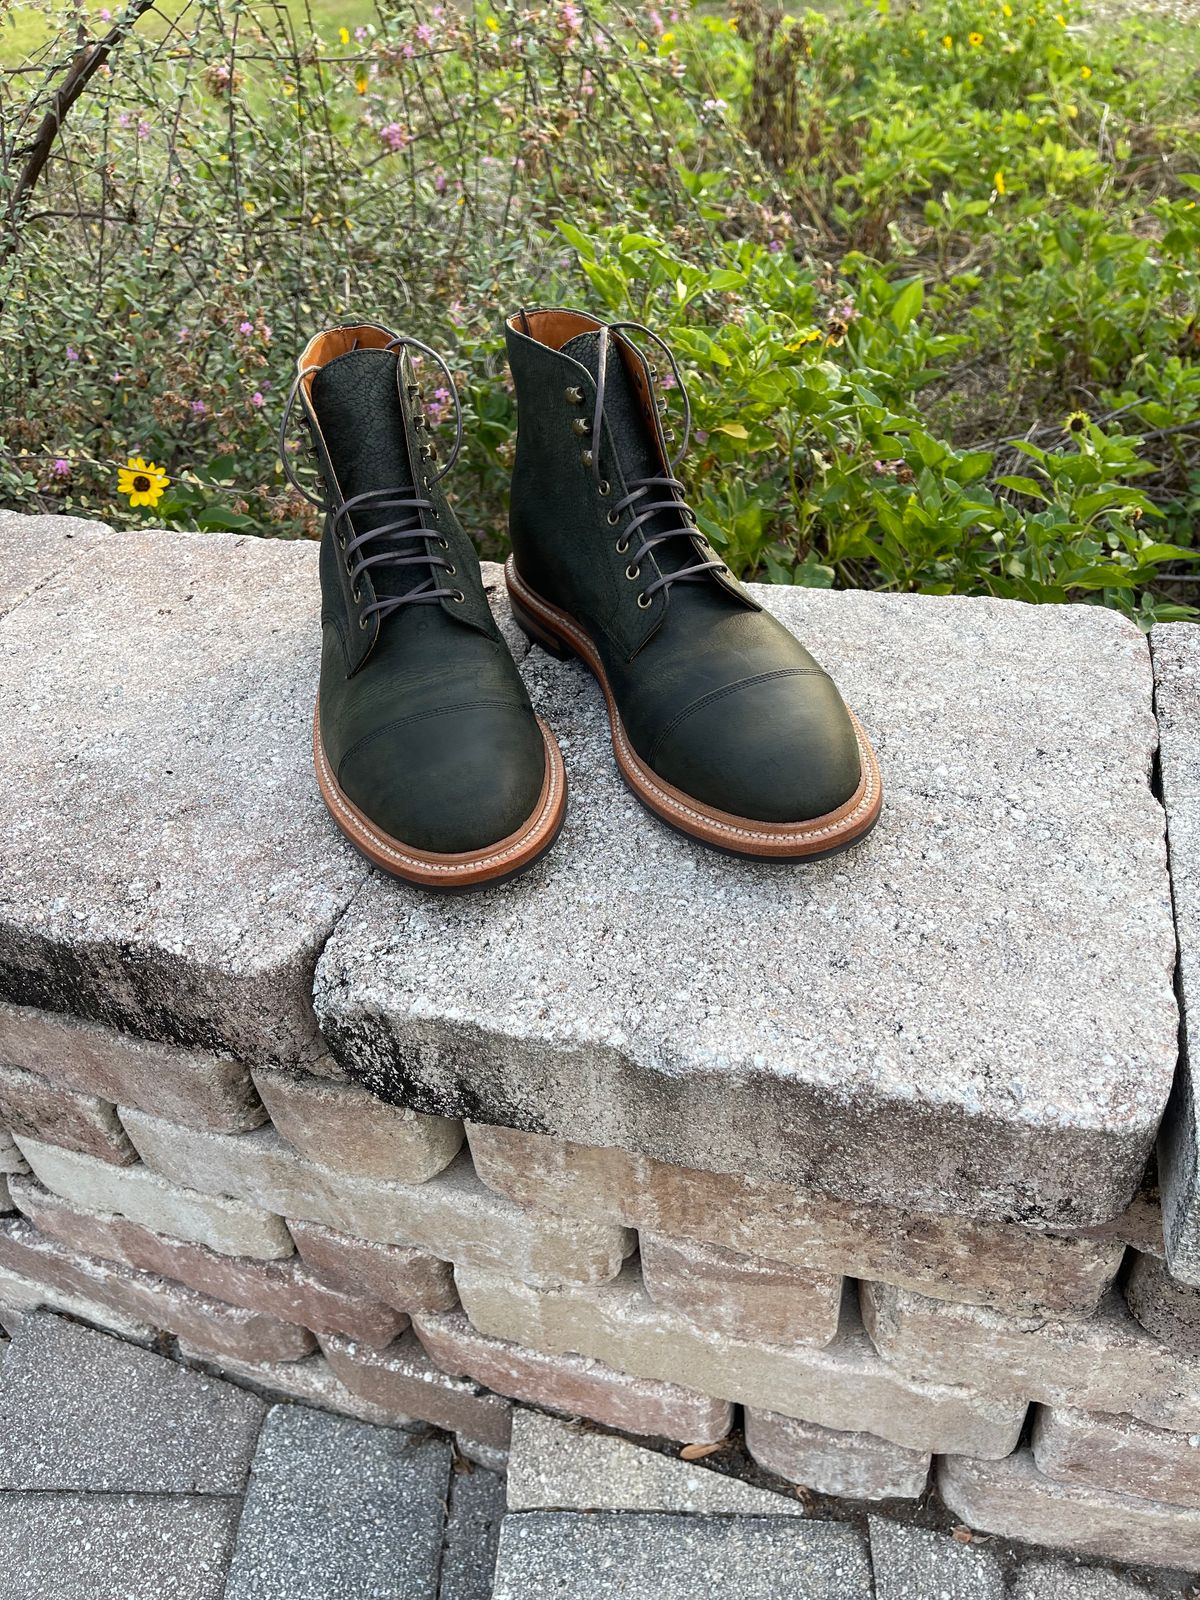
509;597;572;661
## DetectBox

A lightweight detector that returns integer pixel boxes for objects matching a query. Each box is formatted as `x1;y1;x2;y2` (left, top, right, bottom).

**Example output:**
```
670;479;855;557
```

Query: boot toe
337;702;547;855
649;671;863;824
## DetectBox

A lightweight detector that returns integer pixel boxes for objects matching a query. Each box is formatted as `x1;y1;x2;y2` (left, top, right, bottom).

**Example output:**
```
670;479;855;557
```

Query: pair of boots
282;310;882;890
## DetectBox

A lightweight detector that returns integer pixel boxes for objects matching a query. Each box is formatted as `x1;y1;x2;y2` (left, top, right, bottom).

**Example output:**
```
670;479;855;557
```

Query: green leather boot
502;309;881;860
282;323;565;889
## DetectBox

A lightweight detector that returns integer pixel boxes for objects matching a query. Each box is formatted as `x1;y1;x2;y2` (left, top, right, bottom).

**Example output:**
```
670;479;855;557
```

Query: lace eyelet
615;537;629;554
452;589;466;603
438;537;450;550
572;417;591;437
580;449;594;469
358;613;370;629
637;592;652;609
564;386;583;404
597;479;611;497
607;510;621;526
625;563;640;581
445;564;456;577
351;583;363;603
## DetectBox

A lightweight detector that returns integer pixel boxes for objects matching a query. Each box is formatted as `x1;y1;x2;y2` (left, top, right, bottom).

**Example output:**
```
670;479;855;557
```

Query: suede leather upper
305;335;544;854
505;309;864;824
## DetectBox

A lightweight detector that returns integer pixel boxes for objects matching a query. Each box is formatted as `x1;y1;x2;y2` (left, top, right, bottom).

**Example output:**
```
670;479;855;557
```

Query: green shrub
0;0;1196;621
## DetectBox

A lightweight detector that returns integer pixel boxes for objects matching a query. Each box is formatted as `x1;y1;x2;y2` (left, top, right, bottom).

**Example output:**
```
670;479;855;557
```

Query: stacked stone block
3;512;1200;1574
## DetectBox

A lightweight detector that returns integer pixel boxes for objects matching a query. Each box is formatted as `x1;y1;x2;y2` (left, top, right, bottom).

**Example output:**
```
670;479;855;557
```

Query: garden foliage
0;0;1196;619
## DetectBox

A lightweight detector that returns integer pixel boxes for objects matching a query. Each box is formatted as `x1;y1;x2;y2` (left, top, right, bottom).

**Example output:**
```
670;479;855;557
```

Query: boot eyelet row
625;563;640;581
636;592;653;609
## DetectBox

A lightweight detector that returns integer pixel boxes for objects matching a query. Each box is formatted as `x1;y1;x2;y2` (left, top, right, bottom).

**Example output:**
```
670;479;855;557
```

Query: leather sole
506;557;883;862
313;700;567;890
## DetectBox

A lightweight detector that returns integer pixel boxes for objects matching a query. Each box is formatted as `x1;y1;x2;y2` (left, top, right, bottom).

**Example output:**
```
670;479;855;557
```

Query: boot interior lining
298;324;396;397
507;309;603;349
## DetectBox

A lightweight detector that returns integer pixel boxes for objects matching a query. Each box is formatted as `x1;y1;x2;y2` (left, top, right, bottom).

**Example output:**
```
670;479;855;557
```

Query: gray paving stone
0;525;366;1068
0;509;106;617
1154;625;1200;1285
0;1309;264;1491
0;1492;238;1600
440;1465;507;1600
224;1404;451;1600
491;1511;874;1599
869;1516;1005;1600
507;1409;802;1515
1010;1560;1161;1598
316;588;1174;1227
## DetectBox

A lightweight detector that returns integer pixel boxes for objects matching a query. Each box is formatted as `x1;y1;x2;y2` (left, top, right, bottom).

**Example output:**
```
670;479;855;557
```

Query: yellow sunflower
117;456;170;508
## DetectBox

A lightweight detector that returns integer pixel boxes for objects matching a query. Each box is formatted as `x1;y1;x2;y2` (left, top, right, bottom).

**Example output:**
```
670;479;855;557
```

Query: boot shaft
289;323;497;675
504;308;755;661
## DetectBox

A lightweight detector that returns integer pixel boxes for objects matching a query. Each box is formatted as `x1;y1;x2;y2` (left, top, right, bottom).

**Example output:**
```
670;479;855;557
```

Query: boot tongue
311;347;424;601
560;330;696;584
560;330;661;486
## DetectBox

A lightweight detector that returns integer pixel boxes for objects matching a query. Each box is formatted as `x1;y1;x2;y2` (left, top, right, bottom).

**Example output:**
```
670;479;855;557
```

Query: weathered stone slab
466;1123;1123;1318
639;1234;843;1346
0;509;107;617
455;1263;1027;1458
320;1329;514;1449
1154;626;1200;1285
1032;1403;1200;1509
492;1511;874;1600
16;1133;292;1258
253;1066;462;1182
0;1492;238;1600
1125;1249;1200;1357
0;526;367;1067
0;1061;135;1163
0;1000;266;1132
0;1126;27;1174
506;1409;800;1514
868;1517;1005;1600
287;1218;458;1314
0;1310;264;1491
0;1260;155;1342
939;1447;1200;1569
317;589;1174;1228
745;1409;930;1501
225;1406;449;1600
121;1111;632;1287
862;1279;1200;1433
413;1307;733;1443
0;1174;11;1212
177;1342;415;1428
0;1218;314;1361
11;1175;406;1346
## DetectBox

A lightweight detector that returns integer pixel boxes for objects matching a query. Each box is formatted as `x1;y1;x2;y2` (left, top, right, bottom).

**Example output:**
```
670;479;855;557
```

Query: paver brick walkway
0;1309;1195;1599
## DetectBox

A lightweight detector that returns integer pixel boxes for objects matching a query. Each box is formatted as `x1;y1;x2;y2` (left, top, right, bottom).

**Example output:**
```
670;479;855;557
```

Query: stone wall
1;511;1199;1569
